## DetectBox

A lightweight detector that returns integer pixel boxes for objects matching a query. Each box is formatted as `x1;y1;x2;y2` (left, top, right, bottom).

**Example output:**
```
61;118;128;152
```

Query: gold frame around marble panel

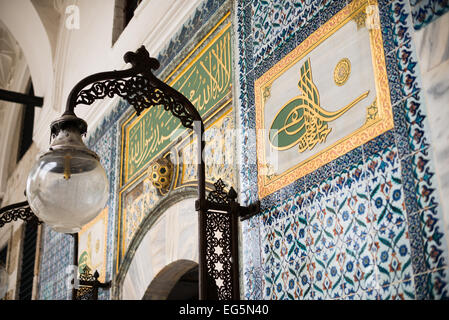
116;13;233;272
255;0;393;198
78;207;108;283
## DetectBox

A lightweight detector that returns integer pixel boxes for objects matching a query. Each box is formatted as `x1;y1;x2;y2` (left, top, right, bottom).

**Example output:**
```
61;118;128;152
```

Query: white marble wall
414;11;449;253
121;198;198;300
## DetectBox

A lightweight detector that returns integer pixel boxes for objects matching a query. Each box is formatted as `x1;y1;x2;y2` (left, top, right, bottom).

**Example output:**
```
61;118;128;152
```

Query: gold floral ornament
148;157;173;195
269;58;368;153
263;85;271;102
364;98;378;125
334;58;351;86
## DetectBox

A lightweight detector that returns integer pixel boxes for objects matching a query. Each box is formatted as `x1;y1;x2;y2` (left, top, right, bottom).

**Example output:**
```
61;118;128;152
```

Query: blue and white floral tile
337;180;375;250
306;201;326;254
385;42;422;110
368;166;407;232
38;226;74;300
337;251;377;299
242;2;252;41
376;277;416;299
325;246;347;299
332;146;364;181
279;258;302;300
260;216;276;263
393;90;431;159
309;249;328;300
243;266;263;300
363;131;399;178
318;0;347;26
407;210;428;275
266;259;284;299
410;0;433;28
380;0;414;57
293;256;313;299
366;149;400;186
237;0;449;301
260;215;278;299
405;91;431;153
426;267;449;299
375;219;413;286
419;206;449;271
282;210;308;267
385;49;406;106
410;0;449;30
251;0;322;67
262;265;275;299
396;45;423;100
242;217;262;270
343;286;380;300
414;267;449;299
333;161;365;195
400;155;421;216
329;243;355;299
411;148;440;211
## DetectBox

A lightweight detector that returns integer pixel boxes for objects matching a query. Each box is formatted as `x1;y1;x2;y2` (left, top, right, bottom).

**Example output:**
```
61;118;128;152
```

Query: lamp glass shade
26;122;109;234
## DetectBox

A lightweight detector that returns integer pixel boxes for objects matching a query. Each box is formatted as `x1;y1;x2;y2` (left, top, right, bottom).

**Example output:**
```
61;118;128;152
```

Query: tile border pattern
237;0;449;300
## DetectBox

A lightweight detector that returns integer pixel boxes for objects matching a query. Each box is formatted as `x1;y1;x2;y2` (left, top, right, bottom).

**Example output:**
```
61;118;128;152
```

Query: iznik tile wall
36;0;449;300
410;0;449;30
38;227;73;300
37;100;126;300
237;0;449;300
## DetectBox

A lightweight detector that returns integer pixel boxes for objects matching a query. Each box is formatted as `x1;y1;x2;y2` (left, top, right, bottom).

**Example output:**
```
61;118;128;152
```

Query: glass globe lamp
26;114;109;233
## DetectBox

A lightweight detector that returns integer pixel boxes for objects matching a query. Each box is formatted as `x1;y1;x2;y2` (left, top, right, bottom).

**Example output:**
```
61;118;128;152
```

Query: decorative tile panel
255;0;393;198
410;0;449;30
238;0;449;300
38;226;74;300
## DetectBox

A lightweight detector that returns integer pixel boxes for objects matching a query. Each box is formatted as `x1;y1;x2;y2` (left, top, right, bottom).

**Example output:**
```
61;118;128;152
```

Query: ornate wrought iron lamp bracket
52;45;260;300
53;46;202;139
74;265;112;300
0;200;41;228
194;179;260;300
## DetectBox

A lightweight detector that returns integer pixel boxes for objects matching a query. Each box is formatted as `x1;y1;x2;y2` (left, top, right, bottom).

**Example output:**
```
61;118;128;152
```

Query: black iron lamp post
0;198;110;300
21;46;259;300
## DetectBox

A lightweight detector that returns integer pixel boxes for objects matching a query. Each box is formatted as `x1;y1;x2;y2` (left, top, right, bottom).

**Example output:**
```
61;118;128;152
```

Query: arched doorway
142;259;198;300
116;195;199;300
167;265;198;300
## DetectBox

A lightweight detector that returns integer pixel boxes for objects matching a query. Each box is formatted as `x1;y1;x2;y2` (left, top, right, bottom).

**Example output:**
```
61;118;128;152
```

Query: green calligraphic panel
122;22;232;184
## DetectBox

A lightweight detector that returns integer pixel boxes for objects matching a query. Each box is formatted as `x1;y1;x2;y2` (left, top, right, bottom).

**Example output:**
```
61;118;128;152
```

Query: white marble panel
413;11;449;74
121;198;197;300
422;58;449;254
263;19;377;175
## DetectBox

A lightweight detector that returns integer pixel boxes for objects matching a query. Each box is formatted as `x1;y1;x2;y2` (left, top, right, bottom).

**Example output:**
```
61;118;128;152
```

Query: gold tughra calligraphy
269;58;369;152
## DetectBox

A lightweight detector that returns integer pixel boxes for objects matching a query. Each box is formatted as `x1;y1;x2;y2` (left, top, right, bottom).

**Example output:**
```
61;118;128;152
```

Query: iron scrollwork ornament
205;209;234;299
67;46;200;129
76;266;97;300
203;179;240;300
75;265;111;300
207;179;231;205
56;45;260;300
0;201;41;228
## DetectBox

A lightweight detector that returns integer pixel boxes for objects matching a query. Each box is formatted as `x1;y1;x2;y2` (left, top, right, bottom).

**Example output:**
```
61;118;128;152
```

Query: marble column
413;11;449;254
